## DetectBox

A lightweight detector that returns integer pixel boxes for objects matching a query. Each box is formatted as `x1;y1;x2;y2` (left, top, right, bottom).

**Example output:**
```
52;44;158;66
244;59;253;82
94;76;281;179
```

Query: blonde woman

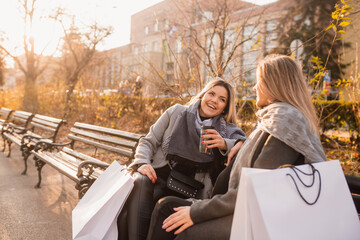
118;78;247;240
147;55;327;240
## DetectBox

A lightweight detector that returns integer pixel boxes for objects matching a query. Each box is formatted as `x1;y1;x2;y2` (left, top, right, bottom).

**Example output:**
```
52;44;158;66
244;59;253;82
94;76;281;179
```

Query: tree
0;49;5;87
0;0;50;112
52;9;112;116
275;0;350;94
138;0;262;97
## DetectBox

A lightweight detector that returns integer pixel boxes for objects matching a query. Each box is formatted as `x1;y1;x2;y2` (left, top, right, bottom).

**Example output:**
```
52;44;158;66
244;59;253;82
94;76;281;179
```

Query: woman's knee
133;172;152;186
154;196;191;215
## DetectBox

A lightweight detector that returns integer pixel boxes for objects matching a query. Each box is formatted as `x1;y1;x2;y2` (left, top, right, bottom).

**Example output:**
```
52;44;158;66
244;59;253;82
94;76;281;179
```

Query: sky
0;0;277;57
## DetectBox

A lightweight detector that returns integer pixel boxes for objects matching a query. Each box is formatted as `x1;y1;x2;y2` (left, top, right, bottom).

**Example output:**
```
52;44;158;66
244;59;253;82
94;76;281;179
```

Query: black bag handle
286;164;322;205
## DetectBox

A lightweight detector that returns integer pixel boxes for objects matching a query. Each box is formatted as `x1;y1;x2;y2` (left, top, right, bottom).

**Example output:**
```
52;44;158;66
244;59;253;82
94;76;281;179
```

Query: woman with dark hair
118;78;246;240
146;55;327;240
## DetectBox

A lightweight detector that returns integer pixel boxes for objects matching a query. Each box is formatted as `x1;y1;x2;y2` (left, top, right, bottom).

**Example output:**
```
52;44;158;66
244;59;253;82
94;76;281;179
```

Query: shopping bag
72;160;134;240
230;168;270;240
230;160;360;240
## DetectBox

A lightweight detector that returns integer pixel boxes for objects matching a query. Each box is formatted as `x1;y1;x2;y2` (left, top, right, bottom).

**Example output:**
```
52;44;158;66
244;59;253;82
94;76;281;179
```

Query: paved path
0;145;78;240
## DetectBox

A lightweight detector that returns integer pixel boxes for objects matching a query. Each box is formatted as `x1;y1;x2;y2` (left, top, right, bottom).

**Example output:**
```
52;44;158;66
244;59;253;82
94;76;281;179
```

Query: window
133;47;139;55
165;74;173;82
242;25;258;84
144;44;149;52
152;41;159;52
166;62;174;71
144;26;149;35
265;20;278;53
154;22;158;32
164;19;169;29
176;38;182;53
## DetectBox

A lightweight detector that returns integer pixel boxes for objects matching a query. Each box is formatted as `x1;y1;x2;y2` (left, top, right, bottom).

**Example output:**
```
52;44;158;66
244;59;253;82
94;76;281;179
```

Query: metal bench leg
21;145;33;175
6;140;12;157
22;152;31;175
34;157;46;188
2;137;5;152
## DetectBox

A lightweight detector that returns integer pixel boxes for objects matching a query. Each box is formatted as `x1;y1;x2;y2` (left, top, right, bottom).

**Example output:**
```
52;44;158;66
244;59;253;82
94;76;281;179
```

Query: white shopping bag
72;160;134;240
230;160;360;240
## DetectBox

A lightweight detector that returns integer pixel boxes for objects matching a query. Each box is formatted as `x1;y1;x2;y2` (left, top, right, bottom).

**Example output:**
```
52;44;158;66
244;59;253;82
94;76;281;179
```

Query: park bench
3;113;66;174
0;107;14;131
32;122;143;198
2;110;34;155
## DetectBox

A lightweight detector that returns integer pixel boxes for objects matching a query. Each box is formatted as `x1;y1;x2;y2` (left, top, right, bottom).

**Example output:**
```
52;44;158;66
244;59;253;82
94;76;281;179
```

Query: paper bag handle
286;164;322;205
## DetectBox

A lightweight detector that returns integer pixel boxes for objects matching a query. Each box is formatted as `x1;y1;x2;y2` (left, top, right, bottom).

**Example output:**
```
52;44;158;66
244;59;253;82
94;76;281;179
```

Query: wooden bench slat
33;114;63;124
70;128;138;149
33;151;80;183
30;122;56;133
3;132;22;145
12;117;28;123
13;111;32;117
68;134;134;158
29;121;139;198
46;152;80;172
31;118;60;129
74;122;142;141
43;150;102;179
0;108;13;119
62;147;110;166
57;150;104;177
0;107;12;113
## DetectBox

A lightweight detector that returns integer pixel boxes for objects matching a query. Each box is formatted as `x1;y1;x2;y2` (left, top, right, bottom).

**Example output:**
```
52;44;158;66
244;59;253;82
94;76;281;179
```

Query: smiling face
199;85;228;118
253;68;271;108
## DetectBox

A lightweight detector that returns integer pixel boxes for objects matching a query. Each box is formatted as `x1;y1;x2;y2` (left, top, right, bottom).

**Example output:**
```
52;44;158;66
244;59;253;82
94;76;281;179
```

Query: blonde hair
189;78;237;124
257;55;319;134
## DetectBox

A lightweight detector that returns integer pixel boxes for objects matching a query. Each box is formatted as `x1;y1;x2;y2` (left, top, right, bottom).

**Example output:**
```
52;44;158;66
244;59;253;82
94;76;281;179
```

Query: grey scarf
229;102;327;189
166;100;228;164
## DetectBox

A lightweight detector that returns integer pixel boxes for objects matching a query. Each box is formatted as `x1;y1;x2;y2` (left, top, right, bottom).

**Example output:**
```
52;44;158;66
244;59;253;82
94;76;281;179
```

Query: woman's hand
226;140;243;165
162;206;194;235
202;129;227;150
137;164;157;183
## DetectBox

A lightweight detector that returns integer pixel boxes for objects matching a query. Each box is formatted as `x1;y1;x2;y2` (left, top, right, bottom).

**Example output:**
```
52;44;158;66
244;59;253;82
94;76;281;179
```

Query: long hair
257;55;319;134
188;78;237;124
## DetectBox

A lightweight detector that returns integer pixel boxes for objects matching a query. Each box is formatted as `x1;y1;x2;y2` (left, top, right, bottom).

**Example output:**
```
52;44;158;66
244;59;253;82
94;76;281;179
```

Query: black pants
146;158;236;240
146;197;192;240
118;165;184;240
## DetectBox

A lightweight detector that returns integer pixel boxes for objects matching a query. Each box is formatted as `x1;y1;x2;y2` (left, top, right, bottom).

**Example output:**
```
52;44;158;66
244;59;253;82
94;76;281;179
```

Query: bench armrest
4;125;30;134
21;134;52;145
77;160;110;179
34;141;72;152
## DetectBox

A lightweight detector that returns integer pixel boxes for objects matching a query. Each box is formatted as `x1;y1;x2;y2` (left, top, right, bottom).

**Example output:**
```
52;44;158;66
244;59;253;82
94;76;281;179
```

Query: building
96;0;358;99
91;0;294;97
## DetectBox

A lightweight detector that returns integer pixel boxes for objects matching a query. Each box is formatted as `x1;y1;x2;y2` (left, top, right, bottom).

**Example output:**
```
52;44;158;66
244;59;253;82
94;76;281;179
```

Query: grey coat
130;103;246;169
179;103;326;240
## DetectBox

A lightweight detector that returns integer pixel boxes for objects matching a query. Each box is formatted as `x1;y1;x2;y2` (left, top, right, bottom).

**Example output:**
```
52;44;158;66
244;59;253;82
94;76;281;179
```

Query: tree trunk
63;81;76;118
22;76;39;113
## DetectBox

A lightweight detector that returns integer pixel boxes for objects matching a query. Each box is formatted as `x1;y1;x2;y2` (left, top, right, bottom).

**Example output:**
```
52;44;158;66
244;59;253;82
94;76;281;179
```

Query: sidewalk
0;145;78;239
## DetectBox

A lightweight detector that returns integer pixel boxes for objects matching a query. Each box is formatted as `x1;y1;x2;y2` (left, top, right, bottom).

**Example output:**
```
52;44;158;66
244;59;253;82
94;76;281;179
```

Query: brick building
92;0;295;97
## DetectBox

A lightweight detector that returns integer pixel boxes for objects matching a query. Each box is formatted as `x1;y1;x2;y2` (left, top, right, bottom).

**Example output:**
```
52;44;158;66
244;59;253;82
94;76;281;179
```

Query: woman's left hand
201;129;227;150
162;206;194;235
